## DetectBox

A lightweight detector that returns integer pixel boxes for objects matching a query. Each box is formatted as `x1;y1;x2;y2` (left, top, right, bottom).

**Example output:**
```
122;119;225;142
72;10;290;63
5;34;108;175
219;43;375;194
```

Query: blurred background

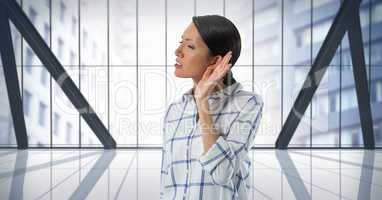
0;0;381;148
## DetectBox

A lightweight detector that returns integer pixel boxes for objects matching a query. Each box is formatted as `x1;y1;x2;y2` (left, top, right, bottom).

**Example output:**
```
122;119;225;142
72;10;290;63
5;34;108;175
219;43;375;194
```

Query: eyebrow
181;35;194;42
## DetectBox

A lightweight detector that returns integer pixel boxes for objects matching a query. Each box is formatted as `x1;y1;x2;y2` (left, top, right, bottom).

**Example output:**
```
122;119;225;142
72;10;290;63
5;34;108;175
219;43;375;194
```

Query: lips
175;59;183;68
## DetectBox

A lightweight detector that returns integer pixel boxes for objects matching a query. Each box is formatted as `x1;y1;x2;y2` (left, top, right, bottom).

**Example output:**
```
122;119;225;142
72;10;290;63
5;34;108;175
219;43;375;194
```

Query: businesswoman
160;15;263;199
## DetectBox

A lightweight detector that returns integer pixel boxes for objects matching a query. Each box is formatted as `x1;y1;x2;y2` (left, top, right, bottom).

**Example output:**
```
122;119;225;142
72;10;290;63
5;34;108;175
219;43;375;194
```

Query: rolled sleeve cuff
198;136;234;173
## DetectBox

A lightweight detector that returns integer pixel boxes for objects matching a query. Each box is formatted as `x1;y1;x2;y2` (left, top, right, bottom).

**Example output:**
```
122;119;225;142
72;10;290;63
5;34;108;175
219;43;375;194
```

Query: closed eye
179;41;195;50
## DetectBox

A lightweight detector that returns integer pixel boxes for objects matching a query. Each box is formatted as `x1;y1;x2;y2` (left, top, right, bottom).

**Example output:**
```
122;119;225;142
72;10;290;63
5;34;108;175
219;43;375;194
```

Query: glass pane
81;0;108;66
371;1;382;147
312;0;340;63
50;0;80;147
371;0;382;65
22;0;51;147
196;0;223;15
284;0;311;65
226;0;253;65
80;67;108;147
110;67;137;146
167;0;194;66
52;0;79;66
52;67;79;147
253;66;281;147
232;66;253;92
138;67;166;146
0;64;17;147
138;0;165;65
312;66;340;147
254;0;282;65
10;21;22;67
370;67;382;147
341;65;363;147
110;0;136;65
340;1;370;68
283;66;311;147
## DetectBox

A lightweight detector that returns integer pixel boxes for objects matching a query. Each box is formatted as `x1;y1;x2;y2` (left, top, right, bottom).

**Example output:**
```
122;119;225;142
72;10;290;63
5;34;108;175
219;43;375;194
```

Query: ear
207;55;222;68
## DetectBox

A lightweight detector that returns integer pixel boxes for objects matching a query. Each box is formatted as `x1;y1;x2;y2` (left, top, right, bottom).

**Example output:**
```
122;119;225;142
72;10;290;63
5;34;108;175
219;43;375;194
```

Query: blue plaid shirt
160;82;263;200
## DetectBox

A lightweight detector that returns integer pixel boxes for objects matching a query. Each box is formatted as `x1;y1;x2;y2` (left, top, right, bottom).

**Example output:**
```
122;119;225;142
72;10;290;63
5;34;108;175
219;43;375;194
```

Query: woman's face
174;23;217;82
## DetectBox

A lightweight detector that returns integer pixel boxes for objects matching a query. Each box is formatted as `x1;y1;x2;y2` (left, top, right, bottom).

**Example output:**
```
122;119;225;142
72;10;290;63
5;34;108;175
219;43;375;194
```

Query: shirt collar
182;82;243;101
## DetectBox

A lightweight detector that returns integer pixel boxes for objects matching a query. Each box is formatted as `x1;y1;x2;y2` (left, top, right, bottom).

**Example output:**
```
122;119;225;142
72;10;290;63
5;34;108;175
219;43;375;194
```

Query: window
28;7;37;23
255;4;278;29
372;2;382;24
296;26;310;47
359;9;369;27
341;88;357;111
255;37;279;62
60;1;66;23
312;0;334;9
351;130;361;146
40;68;49;86
66;122;73;143
43;23;50;44
329;92;339;113
318;95;329;115
375;124;382;144
70;51;76;66
92;42;97;58
312;20;331;44
53;113;60;135
25;47;34;72
293;0;334;13
23;90;32;117
83;30;88;48
57;37;64;60
377;80;382;102
71;17;77;36
342;50;352;66
292;0;310;14
38;102;47;127
371;44;382;65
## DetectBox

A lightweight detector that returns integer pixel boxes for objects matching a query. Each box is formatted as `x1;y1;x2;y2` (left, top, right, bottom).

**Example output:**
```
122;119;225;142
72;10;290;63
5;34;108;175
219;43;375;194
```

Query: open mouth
175;60;183;68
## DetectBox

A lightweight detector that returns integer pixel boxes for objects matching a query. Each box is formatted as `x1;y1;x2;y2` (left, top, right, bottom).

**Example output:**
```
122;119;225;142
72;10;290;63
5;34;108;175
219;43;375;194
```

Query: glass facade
0;0;381;148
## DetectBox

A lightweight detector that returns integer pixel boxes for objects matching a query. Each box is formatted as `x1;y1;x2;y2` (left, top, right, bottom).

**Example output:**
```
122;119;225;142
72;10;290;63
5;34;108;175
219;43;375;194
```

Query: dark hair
192;15;241;86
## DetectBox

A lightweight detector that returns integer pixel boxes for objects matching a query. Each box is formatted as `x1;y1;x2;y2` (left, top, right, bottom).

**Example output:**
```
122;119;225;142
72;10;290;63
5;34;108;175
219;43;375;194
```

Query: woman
160;15;263;199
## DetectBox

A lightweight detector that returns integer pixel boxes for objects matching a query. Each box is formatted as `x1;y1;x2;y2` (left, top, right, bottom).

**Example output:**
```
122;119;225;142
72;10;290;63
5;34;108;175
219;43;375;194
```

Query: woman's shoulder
231;89;263;107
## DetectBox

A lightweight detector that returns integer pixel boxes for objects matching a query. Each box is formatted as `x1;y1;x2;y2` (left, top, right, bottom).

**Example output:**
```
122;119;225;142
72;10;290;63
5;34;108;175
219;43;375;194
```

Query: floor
0;149;381;200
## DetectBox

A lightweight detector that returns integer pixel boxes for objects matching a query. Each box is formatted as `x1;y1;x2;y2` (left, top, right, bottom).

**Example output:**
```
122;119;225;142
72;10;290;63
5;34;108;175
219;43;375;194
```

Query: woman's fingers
204;51;232;82
202;67;214;81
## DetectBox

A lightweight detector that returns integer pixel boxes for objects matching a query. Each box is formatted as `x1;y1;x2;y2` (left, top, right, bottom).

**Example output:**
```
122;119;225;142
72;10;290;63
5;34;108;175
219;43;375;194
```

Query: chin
174;69;187;78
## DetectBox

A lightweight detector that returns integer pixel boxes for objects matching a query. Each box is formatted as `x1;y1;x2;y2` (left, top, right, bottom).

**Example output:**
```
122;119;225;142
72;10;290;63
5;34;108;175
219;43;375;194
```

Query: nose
175;44;183;58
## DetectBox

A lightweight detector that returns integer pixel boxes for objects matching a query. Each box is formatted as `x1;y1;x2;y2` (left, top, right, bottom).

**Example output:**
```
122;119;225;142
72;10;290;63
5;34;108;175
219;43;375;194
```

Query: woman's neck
191;79;226;97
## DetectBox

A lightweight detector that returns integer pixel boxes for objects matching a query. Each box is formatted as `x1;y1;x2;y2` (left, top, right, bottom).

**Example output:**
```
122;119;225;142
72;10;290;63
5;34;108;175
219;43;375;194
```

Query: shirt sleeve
198;95;263;185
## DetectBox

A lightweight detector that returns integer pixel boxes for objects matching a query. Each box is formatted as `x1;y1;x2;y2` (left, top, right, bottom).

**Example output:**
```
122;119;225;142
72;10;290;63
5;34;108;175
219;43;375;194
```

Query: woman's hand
194;51;232;102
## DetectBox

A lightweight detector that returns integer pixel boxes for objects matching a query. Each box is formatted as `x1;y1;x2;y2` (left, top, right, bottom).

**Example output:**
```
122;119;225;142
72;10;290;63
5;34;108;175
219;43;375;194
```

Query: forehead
182;23;203;44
